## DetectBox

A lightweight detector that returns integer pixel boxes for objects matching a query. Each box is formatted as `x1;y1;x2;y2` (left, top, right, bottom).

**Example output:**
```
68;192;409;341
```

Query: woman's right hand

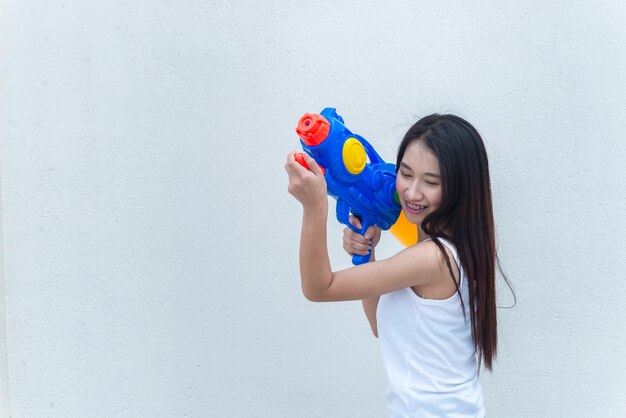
342;215;381;258
285;152;328;210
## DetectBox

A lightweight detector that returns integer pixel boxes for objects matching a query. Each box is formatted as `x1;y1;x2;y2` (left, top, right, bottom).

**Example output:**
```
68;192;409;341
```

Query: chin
405;211;426;225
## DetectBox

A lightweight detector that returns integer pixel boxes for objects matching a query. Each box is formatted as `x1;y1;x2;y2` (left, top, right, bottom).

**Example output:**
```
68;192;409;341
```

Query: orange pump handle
294;152;326;175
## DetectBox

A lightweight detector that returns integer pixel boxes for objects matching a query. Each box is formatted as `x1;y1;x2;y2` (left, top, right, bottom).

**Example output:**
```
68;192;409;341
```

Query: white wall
1;1;625;417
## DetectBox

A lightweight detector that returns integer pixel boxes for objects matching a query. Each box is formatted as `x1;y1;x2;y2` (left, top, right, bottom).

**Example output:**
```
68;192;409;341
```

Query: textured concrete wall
1;1;625;417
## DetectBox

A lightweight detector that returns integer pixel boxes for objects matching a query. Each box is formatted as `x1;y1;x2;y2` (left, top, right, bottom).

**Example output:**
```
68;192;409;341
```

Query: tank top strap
424;237;464;285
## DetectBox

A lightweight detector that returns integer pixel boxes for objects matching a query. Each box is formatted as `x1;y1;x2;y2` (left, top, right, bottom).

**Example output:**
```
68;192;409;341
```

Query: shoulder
383;238;458;287
396;238;454;266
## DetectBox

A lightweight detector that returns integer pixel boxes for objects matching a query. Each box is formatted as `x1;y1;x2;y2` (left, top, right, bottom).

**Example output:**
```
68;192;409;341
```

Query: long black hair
396;114;513;370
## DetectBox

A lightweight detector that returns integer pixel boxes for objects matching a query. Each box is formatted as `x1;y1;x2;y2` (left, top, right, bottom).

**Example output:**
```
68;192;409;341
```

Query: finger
286;152;308;176
364;226;378;241
343;226;369;244
285;158;294;174
343;227;367;242
285;152;296;172
301;152;323;176
348;215;362;229
284;162;294;177
343;236;371;255
343;245;370;256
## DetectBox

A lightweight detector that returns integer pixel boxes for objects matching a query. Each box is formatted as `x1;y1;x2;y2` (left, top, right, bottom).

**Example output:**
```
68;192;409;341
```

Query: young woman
285;113;508;417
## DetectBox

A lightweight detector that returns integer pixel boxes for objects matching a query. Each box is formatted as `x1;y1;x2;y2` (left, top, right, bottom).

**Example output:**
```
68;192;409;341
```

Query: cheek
425;188;442;206
395;177;409;198
432;190;443;206
395;176;403;192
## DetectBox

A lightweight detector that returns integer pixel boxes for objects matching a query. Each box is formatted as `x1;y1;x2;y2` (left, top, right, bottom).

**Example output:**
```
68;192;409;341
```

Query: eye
425;181;439;186
400;172;412;179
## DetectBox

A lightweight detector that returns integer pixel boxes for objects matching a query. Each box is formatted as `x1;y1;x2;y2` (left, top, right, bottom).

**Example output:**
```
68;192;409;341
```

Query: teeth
407;202;426;210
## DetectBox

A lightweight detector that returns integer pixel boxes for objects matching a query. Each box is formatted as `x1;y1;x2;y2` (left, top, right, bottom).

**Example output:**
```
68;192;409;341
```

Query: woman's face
396;140;443;226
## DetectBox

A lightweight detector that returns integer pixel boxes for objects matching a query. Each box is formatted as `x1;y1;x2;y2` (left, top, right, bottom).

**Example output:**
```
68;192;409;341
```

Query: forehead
401;141;439;172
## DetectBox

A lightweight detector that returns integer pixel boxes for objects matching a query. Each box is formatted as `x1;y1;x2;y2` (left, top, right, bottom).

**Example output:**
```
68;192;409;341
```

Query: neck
417;224;429;243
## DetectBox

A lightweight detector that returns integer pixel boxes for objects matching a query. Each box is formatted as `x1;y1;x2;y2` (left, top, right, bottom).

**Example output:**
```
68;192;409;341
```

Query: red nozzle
294;152;326;175
296;113;330;146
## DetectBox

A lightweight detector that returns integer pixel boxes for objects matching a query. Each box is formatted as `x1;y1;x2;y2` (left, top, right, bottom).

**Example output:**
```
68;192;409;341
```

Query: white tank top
376;239;485;417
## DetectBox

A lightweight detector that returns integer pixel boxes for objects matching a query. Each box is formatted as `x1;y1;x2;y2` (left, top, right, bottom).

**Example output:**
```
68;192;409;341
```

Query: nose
405;184;423;201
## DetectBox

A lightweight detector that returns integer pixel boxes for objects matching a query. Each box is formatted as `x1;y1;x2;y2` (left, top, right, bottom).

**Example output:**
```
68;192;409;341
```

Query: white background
1;1;625;417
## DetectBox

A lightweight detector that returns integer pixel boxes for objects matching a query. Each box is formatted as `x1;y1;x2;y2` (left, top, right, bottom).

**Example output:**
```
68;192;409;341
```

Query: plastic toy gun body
295;108;401;265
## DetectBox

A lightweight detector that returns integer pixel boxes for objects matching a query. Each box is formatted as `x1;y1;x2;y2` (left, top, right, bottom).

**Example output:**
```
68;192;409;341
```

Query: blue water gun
295;107;401;265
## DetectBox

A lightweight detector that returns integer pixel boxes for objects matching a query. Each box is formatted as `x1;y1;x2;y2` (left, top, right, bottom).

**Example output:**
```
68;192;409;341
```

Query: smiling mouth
406;201;427;213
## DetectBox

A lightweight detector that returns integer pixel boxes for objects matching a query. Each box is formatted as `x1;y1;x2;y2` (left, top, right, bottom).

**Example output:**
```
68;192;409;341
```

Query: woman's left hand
285;152;327;209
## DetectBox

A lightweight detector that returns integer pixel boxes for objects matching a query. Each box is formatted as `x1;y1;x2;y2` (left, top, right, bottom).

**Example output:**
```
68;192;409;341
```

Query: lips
405;201;427;214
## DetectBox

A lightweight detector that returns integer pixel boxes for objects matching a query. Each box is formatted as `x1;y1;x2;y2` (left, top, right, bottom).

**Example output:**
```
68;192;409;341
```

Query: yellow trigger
342;137;366;175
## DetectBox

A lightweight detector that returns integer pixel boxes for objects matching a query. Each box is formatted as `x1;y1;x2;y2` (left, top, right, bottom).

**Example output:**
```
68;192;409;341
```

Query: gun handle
336;200;371;265
349;219;372;265
352;251;371;265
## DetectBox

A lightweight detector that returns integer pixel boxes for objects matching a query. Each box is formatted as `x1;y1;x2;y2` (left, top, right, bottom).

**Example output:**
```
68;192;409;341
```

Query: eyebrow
399;162;440;178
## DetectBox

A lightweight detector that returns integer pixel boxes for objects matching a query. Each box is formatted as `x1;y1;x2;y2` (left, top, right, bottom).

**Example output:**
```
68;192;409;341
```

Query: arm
343;216;381;338
306;240;444;302
285;151;334;298
362;296;379;337
299;203;333;299
286;152;444;302
301;205;379;336
361;251;379;338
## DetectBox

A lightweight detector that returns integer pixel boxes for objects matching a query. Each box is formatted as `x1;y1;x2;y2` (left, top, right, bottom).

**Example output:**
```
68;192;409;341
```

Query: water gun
295;108;414;265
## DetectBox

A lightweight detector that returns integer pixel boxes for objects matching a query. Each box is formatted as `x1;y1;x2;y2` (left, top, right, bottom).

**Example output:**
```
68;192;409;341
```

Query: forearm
299;205;333;301
361;250;379;337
